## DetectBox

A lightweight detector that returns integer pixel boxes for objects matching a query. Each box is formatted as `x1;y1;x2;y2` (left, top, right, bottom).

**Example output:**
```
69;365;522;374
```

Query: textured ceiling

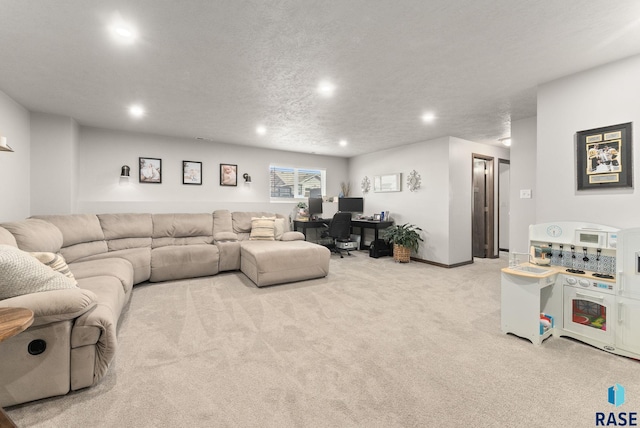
1;1;640;157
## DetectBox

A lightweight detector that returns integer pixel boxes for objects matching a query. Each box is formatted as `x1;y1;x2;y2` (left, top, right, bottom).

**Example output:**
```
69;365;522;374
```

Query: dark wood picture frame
139;157;162;183
220;163;237;186
576;122;632;190
182;161;202;185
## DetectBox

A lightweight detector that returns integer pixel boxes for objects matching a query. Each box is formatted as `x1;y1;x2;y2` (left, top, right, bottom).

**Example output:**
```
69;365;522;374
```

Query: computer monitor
308;197;323;219
338;197;364;213
309;188;322;198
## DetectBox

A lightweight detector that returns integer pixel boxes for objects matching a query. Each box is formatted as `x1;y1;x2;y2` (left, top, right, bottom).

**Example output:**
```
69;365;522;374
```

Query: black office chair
320;212;354;258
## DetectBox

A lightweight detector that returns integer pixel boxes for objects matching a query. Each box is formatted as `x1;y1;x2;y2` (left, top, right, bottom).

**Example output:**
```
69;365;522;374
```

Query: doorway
472;154;494;258
498;159;510;252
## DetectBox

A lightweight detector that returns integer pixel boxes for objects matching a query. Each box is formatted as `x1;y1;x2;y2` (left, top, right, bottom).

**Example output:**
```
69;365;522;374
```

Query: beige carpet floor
6;252;640;427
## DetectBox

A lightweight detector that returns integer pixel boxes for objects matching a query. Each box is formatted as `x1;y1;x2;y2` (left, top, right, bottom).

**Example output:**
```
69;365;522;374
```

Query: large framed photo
139;157;162;183
183;161;202;185
220;163;237;186
576;122;632;190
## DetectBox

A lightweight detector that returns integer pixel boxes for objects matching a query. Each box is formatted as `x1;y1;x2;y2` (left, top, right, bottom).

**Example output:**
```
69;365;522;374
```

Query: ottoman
240;240;330;287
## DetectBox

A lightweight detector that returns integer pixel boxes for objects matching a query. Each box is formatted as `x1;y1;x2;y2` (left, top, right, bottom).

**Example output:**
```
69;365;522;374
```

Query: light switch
520;189;532;199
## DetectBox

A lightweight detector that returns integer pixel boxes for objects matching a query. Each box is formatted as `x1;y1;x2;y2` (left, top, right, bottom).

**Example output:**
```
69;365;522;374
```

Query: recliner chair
320;212;355;258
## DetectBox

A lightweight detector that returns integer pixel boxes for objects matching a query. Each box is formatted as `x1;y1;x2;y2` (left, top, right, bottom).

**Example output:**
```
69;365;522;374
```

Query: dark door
472;155;494;258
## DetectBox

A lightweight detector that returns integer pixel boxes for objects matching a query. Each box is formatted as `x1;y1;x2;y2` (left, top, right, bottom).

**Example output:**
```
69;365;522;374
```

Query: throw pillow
30;251;77;283
274;218;285;240
249;217;275;241
0;245;78;300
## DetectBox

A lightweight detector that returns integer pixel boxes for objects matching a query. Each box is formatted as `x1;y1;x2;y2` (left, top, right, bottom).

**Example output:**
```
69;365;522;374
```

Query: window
270;165;326;200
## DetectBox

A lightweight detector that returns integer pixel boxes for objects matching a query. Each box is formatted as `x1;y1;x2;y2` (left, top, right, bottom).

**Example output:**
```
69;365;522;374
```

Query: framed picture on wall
576;122;632;190
183;161;202;185
373;173;401;192
139;157;162;183
220;163;237;186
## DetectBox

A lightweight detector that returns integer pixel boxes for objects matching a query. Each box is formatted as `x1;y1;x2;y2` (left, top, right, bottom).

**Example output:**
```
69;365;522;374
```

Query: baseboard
410;257;474;268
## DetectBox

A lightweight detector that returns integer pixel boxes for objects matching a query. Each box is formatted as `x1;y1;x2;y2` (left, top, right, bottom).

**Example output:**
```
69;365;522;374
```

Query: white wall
30;112;79;215
537;54;640;229
0;90;30;222
509;116;537;253
348;136;509;266
76;126;349;217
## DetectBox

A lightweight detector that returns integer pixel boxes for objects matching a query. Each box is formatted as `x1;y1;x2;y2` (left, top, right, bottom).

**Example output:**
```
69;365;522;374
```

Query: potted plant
296;202;308;219
382;223;423;263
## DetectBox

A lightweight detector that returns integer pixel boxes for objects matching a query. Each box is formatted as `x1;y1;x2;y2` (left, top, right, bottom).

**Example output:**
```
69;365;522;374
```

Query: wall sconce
0;136;14;152
119;165;130;185
243;173;252;183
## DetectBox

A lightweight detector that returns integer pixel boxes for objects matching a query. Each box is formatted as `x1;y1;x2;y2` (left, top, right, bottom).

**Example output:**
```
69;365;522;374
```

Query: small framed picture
183;161;202;185
373;213;381;221
139;157;162;183
220;163;237;186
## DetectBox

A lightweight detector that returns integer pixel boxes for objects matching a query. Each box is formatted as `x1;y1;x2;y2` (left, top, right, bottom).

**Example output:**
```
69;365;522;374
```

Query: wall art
139;157;162;183
576;122;632;190
183;161;202;185
373;173;401;192
220;163;237;186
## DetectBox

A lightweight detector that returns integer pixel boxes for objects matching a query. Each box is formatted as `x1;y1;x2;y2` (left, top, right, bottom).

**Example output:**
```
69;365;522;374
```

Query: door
472;155;494;258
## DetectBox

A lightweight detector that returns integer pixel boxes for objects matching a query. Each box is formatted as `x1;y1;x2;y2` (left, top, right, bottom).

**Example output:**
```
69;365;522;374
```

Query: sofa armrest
0;288;97;327
281;231;305;241
214;232;238;242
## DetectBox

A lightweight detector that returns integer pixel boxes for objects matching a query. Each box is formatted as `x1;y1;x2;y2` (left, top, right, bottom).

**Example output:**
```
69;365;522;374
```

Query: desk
293;219;329;240
351;220;393;249
293;219;392;250
0;307;34;428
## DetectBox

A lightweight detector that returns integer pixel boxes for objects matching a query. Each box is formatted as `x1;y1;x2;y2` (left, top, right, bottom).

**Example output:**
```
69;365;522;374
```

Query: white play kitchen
501;221;640;359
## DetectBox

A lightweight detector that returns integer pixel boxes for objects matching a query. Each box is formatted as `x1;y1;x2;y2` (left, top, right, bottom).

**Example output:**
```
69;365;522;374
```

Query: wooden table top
0;307;34;343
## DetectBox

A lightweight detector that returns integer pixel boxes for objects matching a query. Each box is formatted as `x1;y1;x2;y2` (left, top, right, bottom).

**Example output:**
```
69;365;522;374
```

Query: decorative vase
393;244;411;263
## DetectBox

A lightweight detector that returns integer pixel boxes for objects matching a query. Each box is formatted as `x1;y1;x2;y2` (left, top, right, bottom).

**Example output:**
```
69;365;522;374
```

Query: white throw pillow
274;218;285;240
249;217;275;241
0;245;78;300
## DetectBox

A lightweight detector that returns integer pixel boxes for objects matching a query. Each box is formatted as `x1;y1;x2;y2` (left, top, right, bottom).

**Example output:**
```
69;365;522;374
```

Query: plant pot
393;244;411;263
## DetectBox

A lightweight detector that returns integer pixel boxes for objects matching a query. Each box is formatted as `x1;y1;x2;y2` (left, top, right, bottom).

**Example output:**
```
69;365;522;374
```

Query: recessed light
499;138;512;147
128;104;145;118
421;112;436;123
256;125;267;136
339;139;348;147
317;80;336;97
108;14;137;44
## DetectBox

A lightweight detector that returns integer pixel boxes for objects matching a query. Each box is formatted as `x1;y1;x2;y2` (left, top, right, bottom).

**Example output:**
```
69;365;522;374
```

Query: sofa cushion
30;252;77;282
0;227;17;247
70;258;134;295
98;213;153;240
232;211;280;233
150;244;219;282
249;217;276;241
0;245;78;300
33;214;105;248
77;248;151;285
1;219;63;253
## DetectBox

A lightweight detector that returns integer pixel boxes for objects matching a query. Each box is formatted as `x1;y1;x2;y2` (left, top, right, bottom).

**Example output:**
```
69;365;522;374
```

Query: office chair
320;212;355;258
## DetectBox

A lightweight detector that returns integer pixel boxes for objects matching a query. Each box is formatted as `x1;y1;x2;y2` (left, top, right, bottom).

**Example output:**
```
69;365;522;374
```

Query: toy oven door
563;286;615;344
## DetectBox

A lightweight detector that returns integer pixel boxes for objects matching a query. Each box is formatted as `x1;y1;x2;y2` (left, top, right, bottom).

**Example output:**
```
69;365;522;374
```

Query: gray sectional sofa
0;210;330;407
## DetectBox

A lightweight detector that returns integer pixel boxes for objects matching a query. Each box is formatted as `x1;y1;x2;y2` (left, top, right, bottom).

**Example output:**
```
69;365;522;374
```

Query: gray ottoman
240;240;330;287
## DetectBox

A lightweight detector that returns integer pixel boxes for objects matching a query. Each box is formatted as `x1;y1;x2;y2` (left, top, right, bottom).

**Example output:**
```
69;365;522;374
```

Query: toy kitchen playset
501;221;640;360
